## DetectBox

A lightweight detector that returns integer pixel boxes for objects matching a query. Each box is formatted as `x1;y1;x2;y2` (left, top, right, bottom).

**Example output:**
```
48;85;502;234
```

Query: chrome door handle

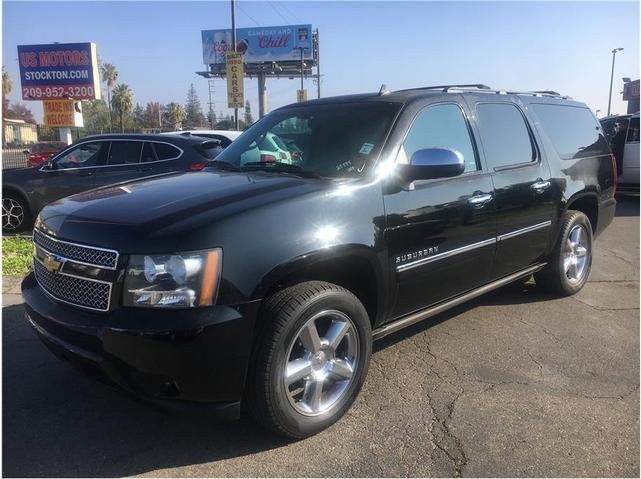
531;180;551;193
468;193;493;208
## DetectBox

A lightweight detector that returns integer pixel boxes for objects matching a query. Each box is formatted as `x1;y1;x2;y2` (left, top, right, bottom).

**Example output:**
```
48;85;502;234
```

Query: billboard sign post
202;25;313;65
226;52;244;109
17;42;100;101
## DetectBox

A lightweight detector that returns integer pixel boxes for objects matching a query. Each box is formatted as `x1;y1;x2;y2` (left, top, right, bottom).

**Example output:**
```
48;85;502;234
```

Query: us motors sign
18;42;101;100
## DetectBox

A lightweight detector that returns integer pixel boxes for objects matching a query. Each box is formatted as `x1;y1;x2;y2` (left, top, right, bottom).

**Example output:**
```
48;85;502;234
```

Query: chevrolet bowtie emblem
42;254;63;273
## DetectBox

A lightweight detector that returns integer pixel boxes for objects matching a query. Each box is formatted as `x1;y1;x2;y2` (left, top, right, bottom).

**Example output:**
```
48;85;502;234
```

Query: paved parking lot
3;197;639;477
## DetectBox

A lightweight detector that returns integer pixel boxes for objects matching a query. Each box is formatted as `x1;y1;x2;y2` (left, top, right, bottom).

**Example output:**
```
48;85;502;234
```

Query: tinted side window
55;142;106;169
153;143;182;160
140;142;157;162
476;103;535;169
532;104;610;159
627;117;639;143
108;141;142;165
399;103;478;173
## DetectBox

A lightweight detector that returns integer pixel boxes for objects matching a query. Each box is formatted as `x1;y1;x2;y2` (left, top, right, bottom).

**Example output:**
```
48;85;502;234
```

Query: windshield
213;102;400;178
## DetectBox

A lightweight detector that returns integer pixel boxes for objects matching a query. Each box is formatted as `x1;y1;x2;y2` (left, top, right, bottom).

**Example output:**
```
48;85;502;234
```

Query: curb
2;275;25;296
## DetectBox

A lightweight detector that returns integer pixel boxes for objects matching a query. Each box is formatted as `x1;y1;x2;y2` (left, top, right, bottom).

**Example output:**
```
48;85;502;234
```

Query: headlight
123;249;222;308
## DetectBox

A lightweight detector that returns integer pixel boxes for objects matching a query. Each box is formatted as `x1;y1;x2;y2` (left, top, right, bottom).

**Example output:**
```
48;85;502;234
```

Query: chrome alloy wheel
2;198;25;231
564;224;590;284
283;310;359;416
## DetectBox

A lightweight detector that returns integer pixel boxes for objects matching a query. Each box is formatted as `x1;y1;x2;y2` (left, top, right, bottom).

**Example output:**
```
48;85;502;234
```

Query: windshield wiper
241;162;322;178
206;160;241;171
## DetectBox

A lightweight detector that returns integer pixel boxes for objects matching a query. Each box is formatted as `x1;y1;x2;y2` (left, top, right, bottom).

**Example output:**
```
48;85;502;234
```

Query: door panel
383;101;497;320
469;99;556;279
385;173;496;318
34;141;107;207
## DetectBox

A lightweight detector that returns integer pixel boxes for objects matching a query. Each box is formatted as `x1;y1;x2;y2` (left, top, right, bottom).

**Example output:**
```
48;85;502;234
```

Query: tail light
190;161;206;171
610;154;617;197
260;154;276;163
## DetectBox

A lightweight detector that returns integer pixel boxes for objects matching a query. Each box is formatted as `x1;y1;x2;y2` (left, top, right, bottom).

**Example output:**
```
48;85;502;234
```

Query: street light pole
607;47;624;116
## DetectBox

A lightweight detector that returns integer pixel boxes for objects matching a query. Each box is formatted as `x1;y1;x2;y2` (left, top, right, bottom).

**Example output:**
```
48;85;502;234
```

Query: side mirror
398;148;465;181
42;160;54;170
22;150;30;155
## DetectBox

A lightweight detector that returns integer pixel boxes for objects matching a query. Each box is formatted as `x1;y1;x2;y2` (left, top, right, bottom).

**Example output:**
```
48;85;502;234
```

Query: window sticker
359;143;375;155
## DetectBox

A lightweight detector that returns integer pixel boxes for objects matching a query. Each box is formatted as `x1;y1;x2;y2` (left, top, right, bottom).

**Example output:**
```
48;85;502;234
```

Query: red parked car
23;141;67;168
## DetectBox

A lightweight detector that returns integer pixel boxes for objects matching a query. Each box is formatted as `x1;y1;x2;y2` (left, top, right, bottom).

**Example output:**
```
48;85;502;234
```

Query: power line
237;3;261;26
277;1;303;23
268;1;290;24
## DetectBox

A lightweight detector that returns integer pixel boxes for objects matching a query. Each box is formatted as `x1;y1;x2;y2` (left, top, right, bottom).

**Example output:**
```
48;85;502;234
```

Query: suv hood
38;170;329;252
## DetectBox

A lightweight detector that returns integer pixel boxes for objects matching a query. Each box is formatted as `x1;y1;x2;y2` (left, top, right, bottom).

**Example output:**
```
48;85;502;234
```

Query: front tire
535;210;593;296
247;281;372;438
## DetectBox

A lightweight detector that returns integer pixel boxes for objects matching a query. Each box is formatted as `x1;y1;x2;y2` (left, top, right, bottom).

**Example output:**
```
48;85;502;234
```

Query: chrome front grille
34;260;111;311
32;229;118;312
33;229;119;269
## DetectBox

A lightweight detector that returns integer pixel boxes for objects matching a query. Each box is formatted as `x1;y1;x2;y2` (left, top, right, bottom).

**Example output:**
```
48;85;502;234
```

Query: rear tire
534;210;593;296
247;281;372;438
2;193;31;233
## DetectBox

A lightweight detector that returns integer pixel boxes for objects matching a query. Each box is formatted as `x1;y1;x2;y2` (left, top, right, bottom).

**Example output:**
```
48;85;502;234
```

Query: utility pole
208;78;216;128
231;0;239;130
608;47;624;116
315;29;321;99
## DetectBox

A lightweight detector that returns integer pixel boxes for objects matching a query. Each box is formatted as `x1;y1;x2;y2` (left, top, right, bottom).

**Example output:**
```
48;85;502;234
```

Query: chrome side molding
373;263;546;341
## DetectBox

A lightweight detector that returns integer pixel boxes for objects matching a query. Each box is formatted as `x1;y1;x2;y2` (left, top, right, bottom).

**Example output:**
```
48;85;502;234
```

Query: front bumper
22;273;260;416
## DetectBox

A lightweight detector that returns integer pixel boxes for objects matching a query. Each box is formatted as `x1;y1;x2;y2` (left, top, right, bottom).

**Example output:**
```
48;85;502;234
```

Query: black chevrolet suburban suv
22;84;616;438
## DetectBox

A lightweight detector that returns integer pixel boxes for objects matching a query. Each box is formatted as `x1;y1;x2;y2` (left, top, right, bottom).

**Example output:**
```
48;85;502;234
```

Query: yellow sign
43;100;83;127
226;51;244;109
297;89;307;102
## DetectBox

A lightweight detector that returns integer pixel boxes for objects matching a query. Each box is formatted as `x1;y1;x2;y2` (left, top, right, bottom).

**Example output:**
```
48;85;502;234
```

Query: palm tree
165;102;187;130
2;66;12;118
111;83;133;132
100;63;118;131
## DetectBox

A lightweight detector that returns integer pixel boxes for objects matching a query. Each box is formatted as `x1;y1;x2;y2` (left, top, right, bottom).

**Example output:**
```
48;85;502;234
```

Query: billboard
202;24;313;65
17;42;100;101
226;52;244;108
43;100;83;127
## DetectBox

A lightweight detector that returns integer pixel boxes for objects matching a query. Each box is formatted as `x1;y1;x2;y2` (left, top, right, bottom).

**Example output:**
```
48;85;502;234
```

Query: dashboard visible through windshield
212;102;400;178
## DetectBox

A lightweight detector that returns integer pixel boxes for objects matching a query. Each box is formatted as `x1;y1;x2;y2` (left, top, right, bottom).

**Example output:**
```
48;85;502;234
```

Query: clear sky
2;0;639;123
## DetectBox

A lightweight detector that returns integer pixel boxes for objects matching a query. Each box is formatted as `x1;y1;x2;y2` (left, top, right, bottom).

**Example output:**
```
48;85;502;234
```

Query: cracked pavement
3;196;639;477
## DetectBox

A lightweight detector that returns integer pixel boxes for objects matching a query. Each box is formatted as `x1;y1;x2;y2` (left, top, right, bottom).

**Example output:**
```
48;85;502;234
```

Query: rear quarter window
531;103;610;159
153;142;182;160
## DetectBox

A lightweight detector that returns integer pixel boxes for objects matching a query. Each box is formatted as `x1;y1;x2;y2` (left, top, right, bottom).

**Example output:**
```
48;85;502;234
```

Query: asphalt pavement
3;196;639;477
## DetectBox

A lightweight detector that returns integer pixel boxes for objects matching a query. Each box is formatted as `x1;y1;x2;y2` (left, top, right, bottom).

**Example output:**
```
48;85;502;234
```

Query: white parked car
601;113;640;193
162;130;242;158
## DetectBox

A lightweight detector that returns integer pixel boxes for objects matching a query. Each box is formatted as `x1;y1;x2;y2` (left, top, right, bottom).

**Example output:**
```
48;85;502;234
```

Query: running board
372;263;547;341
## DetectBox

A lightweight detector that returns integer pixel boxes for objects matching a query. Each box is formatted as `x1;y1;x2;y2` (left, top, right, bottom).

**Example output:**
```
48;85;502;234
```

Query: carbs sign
18;42;101;101
226;52;244;109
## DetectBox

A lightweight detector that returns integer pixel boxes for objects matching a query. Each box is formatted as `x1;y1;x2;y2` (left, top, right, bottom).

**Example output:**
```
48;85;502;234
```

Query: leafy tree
111;83;134;132
244;100;254;125
7;103;35;123
165;102;187;130
81;99;110;131
144;102;164;129
184;83;205;129
133;103;145;128
100;63;118;130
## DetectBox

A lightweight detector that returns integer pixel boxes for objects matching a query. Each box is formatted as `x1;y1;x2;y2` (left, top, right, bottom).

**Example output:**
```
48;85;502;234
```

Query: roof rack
398;84;492;93
394;84;572;100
